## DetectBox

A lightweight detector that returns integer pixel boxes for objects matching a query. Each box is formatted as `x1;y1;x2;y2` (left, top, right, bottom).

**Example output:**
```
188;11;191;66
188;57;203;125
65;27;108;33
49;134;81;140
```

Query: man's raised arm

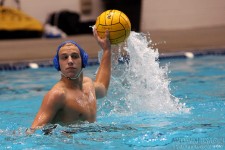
93;29;111;99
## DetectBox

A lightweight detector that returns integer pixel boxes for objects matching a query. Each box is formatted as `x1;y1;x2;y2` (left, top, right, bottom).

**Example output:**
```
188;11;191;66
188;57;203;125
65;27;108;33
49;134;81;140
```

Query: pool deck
0;25;225;64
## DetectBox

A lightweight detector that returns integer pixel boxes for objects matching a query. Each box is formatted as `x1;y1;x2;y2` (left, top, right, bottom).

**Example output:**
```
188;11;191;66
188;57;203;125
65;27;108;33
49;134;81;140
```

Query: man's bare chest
62;90;96;122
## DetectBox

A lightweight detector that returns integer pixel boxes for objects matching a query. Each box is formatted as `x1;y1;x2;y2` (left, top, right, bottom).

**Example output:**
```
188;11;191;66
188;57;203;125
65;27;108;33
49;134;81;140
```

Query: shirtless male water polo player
27;29;111;133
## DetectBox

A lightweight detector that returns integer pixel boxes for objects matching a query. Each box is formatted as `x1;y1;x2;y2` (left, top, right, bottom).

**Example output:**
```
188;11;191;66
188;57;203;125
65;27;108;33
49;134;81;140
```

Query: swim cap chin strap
60;69;83;80
53;40;89;71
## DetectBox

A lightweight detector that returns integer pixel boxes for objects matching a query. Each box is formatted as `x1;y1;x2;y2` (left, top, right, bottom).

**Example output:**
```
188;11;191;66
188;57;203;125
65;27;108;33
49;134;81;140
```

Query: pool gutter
1;48;225;71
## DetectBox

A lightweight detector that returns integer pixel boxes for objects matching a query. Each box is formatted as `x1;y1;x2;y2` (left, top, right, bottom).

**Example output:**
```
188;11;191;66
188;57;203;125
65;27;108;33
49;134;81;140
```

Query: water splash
98;31;190;115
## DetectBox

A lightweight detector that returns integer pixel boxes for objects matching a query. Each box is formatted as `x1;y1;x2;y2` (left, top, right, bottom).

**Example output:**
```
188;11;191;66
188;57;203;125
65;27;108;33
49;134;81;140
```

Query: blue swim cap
53;40;88;71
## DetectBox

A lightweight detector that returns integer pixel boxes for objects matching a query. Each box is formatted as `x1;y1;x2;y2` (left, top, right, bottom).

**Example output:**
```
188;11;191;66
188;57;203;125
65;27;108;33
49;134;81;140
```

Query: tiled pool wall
0;49;225;71
0;59;99;71
159;48;225;59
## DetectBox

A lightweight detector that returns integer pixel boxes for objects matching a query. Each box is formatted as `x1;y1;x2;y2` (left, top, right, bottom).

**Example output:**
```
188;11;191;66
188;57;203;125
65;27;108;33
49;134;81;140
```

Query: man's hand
93;28;111;51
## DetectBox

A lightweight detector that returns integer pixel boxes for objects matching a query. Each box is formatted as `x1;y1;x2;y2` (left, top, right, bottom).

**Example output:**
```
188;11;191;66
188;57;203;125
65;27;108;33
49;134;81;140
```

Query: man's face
58;43;82;78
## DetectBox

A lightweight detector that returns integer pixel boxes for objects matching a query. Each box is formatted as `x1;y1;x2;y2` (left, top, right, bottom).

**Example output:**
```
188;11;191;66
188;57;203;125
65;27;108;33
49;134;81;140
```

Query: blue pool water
1;32;225;149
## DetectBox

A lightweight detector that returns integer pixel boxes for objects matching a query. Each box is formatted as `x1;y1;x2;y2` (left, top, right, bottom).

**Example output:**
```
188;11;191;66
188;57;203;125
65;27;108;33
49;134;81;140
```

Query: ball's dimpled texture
95;10;131;44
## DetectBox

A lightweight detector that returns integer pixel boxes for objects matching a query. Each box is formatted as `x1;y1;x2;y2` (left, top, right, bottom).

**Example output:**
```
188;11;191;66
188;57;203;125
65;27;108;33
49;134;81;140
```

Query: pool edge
1;48;225;71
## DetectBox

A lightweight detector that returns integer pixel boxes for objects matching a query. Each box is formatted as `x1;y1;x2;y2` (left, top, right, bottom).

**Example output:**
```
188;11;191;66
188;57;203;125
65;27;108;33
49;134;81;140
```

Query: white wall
141;0;225;31
3;0;104;23
3;0;225;31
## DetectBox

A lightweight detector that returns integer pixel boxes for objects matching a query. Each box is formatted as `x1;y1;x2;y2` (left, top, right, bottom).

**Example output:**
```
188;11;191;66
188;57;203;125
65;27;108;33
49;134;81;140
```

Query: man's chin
62;70;82;79
67;73;76;78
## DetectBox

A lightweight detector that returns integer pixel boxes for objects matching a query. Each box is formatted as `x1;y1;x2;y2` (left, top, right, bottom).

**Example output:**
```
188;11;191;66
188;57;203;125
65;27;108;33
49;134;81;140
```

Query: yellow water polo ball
95;9;131;45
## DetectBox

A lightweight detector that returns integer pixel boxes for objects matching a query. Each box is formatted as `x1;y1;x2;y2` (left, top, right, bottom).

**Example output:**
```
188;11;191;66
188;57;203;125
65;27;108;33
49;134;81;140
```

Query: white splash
99;31;190;115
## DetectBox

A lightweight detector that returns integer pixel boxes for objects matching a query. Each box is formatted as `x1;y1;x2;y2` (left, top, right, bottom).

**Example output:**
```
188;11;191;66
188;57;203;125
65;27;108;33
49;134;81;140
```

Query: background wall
141;0;225;31
3;0;225;31
3;0;104;23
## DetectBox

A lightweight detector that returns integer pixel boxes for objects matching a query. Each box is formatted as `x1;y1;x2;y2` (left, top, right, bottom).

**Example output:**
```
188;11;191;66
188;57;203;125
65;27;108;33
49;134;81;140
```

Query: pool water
0;56;224;150
1;32;225;149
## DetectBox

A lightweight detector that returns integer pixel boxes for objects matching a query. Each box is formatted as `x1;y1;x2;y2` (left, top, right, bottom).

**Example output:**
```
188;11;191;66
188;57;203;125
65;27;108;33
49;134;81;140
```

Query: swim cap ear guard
53;40;89;71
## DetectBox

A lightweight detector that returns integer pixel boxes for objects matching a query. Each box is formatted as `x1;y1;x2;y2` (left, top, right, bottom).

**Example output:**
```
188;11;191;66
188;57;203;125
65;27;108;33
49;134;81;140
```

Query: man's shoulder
83;76;93;83
83;76;95;91
46;84;66;101
41;85;65;109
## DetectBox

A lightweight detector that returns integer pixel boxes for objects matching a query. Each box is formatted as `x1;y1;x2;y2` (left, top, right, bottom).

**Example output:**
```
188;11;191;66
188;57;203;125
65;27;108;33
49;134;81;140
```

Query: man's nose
68;56;73;65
